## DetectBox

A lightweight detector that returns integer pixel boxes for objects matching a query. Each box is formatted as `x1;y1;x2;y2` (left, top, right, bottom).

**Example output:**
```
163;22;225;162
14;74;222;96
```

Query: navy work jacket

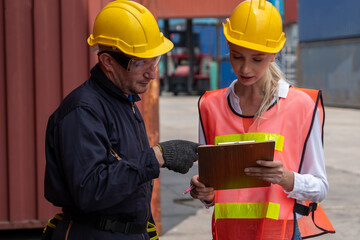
45;64;160;239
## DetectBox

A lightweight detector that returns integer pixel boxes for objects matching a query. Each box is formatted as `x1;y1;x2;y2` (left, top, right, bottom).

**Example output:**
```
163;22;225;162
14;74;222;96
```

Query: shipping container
299;0;360;42
0;0;161;232
154;0;241;19
163;19;229;58
269;0;284;20
297;39;360;108
195;21;232;59
284;0;297;24
194;23;218;56
220;59;237;89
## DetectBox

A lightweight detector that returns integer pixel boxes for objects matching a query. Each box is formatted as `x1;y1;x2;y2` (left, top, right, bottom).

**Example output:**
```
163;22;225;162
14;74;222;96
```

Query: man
44;1;199;239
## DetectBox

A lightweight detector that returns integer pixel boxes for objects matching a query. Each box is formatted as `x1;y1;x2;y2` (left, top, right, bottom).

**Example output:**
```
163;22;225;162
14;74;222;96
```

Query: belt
95;218;147;234
63;209;147;234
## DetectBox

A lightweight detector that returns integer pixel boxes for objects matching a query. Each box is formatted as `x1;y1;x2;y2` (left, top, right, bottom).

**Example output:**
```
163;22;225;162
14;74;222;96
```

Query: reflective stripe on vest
214;132;284;151
214;202;280;220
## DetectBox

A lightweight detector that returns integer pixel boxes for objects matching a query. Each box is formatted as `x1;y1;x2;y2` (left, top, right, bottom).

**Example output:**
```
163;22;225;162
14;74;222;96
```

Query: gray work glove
158;140;200;174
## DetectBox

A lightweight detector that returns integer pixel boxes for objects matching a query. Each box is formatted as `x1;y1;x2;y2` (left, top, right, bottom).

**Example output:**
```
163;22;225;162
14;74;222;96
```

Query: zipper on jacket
131;102;144;151
131;101;150;224
110;148;122;161
144;180;150;222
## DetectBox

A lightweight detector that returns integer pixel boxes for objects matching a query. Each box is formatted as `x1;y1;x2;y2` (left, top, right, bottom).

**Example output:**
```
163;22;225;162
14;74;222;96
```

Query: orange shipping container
0;0;162;231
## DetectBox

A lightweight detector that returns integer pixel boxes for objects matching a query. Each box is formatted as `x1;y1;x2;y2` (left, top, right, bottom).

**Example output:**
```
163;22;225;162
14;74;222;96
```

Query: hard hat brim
125;36;174;59
224;32;286;54
88;35;174;59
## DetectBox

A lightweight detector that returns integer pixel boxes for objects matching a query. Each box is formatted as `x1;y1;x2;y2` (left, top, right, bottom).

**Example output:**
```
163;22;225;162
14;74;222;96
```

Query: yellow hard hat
223;0;286;53
87;0;173;58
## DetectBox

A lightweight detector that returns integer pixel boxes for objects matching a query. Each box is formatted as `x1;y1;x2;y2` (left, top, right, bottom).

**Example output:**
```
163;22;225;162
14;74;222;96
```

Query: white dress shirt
199;79;329;208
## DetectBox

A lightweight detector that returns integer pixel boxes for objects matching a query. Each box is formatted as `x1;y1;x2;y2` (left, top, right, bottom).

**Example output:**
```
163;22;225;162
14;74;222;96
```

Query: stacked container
297;0;360;107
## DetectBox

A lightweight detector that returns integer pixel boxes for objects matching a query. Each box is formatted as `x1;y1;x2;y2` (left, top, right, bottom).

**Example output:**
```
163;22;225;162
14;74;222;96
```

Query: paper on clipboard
198;140;275;190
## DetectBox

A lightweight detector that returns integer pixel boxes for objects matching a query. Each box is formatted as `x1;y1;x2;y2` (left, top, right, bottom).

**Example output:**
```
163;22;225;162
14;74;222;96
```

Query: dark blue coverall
45;64;160;239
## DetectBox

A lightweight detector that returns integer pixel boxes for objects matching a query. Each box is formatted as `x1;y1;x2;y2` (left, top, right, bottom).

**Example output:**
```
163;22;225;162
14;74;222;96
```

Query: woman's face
229;43;276;88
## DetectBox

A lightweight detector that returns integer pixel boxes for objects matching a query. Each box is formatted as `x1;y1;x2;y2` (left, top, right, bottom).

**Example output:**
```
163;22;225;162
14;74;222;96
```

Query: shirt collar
226;78;290;99
225;79;290;115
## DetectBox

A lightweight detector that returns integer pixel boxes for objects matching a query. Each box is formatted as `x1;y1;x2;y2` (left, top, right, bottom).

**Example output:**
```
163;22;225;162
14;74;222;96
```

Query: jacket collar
90;63;141;102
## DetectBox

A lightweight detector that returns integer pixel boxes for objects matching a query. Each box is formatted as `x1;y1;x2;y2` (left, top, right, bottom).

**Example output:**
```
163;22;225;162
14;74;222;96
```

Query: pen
183;185;194;195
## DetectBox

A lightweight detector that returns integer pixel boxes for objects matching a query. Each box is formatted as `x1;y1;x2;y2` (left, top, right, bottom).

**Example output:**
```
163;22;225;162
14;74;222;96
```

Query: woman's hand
189;175;215;203
244;160;294;192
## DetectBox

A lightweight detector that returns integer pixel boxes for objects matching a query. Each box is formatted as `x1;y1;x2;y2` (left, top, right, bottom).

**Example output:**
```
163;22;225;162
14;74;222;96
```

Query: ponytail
255;62;289;121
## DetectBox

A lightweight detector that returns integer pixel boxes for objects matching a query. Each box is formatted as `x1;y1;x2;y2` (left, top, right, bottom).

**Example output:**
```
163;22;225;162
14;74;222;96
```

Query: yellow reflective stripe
147;222;159;240
214;132;284;151
46;221;57;229
54;213;63;221
147;222;157;232
214;202;280;220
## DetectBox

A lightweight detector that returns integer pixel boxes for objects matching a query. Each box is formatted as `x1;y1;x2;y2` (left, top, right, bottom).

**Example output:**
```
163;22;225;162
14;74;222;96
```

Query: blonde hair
255;61;288;120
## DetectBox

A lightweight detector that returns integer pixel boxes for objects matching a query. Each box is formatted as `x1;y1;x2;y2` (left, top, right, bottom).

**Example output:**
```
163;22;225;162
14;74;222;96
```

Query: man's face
107;53;159;95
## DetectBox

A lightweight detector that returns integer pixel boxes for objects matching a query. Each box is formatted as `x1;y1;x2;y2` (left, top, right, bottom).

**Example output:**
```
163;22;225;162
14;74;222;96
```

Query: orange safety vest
199;86;335;240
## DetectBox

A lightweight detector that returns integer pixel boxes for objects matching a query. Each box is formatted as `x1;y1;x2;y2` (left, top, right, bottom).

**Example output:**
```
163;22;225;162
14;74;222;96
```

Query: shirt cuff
283;171;301;197
201;199;214;209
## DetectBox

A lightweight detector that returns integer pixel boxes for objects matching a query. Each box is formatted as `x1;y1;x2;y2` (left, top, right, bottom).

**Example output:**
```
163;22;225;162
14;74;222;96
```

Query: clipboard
198;141;275;190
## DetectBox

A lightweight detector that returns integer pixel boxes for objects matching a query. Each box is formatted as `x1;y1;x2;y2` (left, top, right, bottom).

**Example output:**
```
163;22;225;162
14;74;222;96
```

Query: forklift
159;21;212;95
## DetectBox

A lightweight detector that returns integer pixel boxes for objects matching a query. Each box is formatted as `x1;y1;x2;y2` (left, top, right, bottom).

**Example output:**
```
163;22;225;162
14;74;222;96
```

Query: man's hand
157;140;200;174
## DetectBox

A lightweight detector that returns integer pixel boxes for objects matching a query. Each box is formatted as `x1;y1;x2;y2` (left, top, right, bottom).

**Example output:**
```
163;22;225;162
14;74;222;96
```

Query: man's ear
98;53;114;71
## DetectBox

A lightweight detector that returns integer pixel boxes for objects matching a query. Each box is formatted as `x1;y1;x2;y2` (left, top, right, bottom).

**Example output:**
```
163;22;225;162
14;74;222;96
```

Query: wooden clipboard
198;141;275;190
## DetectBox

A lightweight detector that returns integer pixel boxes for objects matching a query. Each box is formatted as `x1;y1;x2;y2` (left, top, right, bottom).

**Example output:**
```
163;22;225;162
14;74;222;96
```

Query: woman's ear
270;53;277;62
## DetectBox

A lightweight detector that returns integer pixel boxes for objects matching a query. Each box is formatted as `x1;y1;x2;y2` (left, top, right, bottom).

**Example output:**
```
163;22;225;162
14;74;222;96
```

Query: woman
190;0;335;239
